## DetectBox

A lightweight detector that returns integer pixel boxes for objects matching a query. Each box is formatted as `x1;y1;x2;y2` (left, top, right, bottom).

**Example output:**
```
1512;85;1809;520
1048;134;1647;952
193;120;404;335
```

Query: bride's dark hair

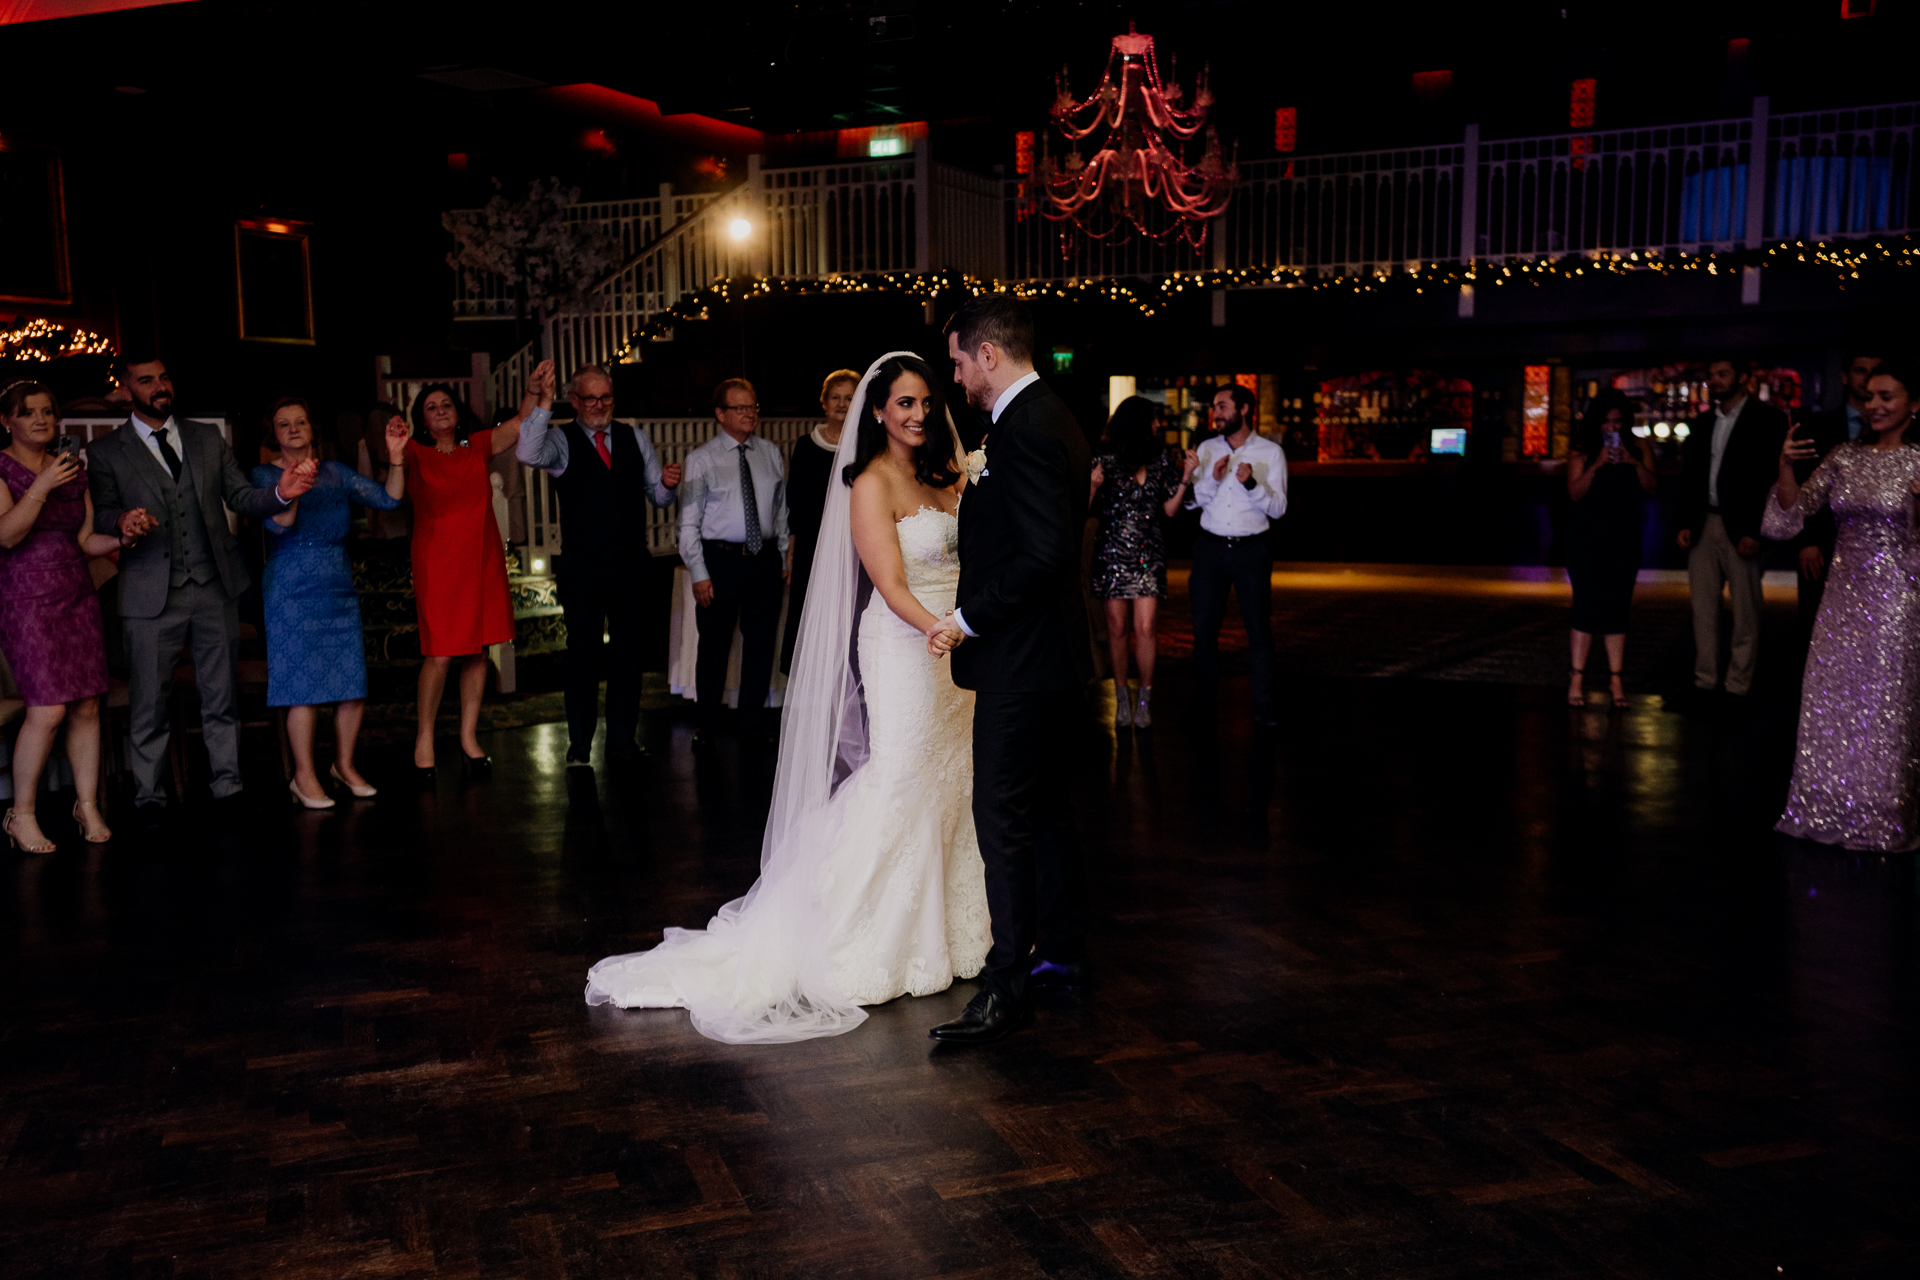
842;355;961;490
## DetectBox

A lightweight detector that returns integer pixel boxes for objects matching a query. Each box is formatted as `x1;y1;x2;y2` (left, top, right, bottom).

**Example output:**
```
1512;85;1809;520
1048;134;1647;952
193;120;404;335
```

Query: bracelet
20;492;45;505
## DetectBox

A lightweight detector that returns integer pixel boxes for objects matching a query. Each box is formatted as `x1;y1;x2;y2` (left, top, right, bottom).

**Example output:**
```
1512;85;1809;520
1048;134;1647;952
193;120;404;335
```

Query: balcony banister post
914;137;932;273
1742;95;1768;305
1458;123;1479;319
747;154;768;278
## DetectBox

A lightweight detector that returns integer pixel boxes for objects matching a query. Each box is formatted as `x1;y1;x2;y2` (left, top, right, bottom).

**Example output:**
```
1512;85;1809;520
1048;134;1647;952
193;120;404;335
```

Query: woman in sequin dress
1763;364;1920;852
1089;396;1197;729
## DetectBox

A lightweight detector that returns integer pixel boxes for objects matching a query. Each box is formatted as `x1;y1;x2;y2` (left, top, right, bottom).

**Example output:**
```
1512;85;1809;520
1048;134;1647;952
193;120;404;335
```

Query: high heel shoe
288;778;337;810
71;800;112;844
328;763;378;799
5;808;55;853
462;753;491;779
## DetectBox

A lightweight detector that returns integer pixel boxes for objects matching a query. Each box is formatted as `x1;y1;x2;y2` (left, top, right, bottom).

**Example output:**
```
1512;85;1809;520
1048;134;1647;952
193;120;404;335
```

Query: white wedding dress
585;505;990;1042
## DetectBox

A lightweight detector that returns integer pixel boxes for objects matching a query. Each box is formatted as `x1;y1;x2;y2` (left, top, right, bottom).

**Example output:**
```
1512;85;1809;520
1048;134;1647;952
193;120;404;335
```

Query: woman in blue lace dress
252;398;409;807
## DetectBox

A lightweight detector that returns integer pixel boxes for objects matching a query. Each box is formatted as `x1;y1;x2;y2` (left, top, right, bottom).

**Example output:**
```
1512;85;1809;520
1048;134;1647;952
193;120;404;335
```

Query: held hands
278;457;320;500
692;578;715;608
116;507;157;544
661;462;683;489
521;360;557;411
384;415;410;465
925;613;964;658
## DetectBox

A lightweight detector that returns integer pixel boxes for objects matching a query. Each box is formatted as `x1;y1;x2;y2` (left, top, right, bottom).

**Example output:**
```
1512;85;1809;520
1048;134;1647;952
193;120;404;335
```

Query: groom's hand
926;615;963;658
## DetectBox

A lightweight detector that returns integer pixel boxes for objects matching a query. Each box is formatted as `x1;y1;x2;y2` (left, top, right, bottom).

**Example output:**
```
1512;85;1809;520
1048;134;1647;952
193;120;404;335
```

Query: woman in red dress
406;360;554;779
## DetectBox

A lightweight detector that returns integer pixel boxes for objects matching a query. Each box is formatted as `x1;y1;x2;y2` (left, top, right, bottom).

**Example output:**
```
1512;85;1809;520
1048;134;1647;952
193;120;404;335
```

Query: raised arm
490;359;556;457
851;474;944;637
1163;449;1198;517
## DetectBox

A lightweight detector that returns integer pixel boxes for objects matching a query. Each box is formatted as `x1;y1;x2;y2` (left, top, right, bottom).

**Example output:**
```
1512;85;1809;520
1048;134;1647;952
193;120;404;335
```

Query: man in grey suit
89;355;316;825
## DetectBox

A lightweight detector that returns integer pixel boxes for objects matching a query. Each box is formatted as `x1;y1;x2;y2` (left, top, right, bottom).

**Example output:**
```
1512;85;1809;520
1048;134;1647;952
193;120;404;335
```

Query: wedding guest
253;397;409;808
0;382;147;851
1190;383;1287;728
405;363;553;780
89;355;316;829
1675;357;1790;702
1088;395;1194;729
1565;390;1658;708
679;377;789;747
356;403;411;540
516;364;681;766
1764;362;1920;851
782;368;859;672
1792;352;1883;633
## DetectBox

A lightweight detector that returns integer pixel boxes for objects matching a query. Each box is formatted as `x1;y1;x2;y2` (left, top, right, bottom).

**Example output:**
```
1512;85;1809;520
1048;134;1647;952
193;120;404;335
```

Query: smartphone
53;434;82;460
1602;429;1622;454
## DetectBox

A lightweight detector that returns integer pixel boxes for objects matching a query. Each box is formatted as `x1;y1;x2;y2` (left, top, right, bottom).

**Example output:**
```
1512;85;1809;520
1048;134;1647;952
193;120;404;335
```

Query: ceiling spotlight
728;217;752;241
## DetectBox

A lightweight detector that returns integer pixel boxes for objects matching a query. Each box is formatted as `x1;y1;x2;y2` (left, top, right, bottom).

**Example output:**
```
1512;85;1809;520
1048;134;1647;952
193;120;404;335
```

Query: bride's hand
926;616;963;657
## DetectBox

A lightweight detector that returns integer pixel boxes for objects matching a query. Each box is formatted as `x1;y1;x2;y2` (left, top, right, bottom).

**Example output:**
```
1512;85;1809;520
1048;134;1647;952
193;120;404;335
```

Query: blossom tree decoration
443;178;622;351
1038;25;1238;251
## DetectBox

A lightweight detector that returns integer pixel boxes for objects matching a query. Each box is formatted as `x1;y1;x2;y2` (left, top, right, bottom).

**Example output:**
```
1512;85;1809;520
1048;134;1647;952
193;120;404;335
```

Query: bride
585;352;990;1042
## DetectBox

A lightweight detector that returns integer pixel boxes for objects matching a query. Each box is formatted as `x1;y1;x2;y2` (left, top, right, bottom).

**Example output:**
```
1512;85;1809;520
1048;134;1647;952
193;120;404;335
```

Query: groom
927;296;1093;1043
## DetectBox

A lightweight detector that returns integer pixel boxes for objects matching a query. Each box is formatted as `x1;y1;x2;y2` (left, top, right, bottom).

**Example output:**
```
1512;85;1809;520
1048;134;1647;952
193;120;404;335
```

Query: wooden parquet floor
2;653;1915;1278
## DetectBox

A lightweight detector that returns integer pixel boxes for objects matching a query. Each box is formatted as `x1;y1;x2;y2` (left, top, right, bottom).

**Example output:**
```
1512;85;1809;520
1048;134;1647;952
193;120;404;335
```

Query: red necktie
593;430;612;469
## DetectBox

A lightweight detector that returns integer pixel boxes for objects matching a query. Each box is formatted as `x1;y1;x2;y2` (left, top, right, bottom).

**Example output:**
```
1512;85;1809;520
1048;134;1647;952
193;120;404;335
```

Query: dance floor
3;580;1914;1278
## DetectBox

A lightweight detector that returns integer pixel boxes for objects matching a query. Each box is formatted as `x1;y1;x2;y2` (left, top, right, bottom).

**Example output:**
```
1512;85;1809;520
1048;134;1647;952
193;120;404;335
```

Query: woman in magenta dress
0;381;153;852
404;361;553;780
1765;363;1920;852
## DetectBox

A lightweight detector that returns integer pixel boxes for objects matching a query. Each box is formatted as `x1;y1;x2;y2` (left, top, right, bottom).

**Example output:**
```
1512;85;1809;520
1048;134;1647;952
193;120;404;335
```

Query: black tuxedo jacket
951;378;1093;694
1677;397;1791;544
1792;406;1856;558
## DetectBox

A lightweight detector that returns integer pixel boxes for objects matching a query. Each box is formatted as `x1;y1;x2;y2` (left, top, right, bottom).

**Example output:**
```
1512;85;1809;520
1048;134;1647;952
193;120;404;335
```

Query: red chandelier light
1038;25;1238;251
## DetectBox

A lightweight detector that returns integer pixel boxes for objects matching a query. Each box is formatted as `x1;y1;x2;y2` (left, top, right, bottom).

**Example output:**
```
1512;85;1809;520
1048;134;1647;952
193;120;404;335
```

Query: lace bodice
867;506;961;633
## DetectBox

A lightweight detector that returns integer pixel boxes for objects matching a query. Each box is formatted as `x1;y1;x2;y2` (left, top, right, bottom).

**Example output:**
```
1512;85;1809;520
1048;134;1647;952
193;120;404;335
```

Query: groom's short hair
945;296;1034;365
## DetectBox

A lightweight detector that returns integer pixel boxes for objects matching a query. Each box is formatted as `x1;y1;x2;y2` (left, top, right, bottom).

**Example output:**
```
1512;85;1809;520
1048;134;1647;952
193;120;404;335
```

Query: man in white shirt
1190;383;1288;727
676;378;789;746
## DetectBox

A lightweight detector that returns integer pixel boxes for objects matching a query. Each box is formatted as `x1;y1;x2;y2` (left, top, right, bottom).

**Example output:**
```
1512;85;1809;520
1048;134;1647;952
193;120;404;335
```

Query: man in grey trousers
89;355;315;827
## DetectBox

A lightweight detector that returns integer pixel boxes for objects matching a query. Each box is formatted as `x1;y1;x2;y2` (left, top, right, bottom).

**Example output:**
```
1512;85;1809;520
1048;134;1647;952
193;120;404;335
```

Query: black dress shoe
136;802;168;835
929;989;1030;1044
411;765;437;789
565;749;593;769
1028;957;1088;990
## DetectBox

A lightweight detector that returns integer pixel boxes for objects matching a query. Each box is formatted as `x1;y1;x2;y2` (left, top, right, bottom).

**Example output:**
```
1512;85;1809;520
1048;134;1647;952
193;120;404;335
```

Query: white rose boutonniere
965;446;989;485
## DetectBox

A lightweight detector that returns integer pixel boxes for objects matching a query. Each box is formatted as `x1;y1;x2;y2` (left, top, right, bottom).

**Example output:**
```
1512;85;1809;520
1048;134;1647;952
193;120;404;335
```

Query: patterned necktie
739;444;762;555
152;427;183;481
593;430;612;469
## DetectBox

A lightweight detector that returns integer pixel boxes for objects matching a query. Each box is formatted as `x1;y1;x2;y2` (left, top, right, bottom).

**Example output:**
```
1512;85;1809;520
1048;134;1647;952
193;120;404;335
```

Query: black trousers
555;553;647;756
1190;531;1276;711
973;689;1087;1003
694;542;783;731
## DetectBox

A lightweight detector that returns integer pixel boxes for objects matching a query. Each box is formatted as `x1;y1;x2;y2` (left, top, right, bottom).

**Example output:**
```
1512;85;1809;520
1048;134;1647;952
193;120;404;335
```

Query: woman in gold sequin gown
1763;365;1920;852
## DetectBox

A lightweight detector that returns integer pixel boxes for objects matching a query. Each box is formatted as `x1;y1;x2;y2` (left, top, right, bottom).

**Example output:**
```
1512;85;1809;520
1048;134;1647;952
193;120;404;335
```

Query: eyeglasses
721;404;760;415
576;394;614;406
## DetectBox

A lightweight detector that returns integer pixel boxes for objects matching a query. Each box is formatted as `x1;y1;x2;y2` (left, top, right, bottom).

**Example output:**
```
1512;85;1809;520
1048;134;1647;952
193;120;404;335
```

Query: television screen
1430;428;1467;455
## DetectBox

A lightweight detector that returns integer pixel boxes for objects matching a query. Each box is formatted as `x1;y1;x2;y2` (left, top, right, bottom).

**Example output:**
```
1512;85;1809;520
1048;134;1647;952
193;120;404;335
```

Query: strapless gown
585;506;991;1041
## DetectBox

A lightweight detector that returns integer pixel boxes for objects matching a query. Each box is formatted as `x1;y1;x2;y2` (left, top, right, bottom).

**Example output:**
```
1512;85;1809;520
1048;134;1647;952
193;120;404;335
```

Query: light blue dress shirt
514;407;677;508
675;431;789;583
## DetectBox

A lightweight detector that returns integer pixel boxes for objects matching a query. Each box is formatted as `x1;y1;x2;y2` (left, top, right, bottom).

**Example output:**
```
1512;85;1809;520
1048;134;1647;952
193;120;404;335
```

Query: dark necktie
739;445;762;555
153;427;183;481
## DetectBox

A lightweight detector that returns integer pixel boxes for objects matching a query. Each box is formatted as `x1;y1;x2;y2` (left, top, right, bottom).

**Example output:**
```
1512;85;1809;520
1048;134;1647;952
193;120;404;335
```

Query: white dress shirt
676;431;789;584
1192;431;1288;536
1707;394;1745;508
132;413;289;503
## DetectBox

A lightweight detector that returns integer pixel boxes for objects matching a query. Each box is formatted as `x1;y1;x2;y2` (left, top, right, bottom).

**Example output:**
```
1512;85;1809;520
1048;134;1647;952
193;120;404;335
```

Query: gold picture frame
234;218;315;345
0;138;73;306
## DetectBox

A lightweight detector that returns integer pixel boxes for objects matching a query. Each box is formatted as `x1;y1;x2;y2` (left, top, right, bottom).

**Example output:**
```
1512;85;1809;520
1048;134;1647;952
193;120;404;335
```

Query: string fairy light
610;234;1920;356
0;318;116;364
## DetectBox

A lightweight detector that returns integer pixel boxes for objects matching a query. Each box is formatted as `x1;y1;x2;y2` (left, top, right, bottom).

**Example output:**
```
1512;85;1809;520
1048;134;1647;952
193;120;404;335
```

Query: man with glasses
677;377;789;747
517;364;681;764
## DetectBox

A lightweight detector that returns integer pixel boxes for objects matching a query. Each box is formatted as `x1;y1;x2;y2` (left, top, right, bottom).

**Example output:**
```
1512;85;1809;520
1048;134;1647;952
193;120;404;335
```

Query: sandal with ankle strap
1567;667;1588;707
1609;668;1630;709
5;808;56;854
71;800;112;843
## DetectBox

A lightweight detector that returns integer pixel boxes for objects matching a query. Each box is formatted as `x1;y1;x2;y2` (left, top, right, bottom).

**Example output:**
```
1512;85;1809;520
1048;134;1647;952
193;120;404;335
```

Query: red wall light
1273;107;1296;153
1569;78;1596;129
1013;131;1034;175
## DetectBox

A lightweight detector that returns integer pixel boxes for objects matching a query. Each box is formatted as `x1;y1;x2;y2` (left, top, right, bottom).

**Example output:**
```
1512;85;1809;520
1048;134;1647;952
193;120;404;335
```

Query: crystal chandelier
1038;25;1238;251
